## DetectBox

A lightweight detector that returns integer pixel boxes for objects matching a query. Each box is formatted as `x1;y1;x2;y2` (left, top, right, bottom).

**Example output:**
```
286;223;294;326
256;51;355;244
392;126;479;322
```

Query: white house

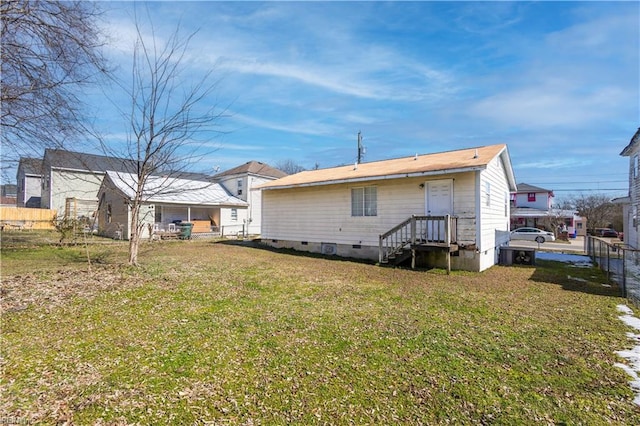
510;183;584;236
213;161;287;235
620;127;640;249
16;157;43;208
97;171;248;240
257;144;517;272
41;149;138;218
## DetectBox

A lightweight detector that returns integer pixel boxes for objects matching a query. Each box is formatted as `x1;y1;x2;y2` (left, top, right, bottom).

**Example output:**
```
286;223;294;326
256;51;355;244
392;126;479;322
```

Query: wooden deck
379;215;458;273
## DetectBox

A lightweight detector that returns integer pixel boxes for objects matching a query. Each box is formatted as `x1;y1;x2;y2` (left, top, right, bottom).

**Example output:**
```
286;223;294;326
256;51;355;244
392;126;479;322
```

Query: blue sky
90;1;638;201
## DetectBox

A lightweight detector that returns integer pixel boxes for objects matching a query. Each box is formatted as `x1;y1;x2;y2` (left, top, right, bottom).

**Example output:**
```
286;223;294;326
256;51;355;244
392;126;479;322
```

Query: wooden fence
0;207;57;230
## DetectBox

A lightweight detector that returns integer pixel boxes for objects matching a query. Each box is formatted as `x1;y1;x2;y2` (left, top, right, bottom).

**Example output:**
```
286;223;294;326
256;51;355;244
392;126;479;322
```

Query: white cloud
231;113;340;137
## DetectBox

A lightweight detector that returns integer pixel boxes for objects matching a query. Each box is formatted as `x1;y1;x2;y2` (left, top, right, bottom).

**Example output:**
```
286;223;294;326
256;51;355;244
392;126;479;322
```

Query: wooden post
411;248;416;269
446;215;451;274
445;215;450;244
410;215;416;245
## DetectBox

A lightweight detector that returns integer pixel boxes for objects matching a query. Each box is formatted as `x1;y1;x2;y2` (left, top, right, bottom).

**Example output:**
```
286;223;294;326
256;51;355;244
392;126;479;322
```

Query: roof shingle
214;161;287;179
258;144;511;190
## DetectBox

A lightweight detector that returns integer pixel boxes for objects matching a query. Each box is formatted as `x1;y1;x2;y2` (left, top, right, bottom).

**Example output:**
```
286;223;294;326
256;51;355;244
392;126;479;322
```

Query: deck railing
379;215;457;264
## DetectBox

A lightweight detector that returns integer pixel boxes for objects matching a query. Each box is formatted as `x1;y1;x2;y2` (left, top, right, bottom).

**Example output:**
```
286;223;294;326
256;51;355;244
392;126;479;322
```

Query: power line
551;188;627;192
520;180;628;185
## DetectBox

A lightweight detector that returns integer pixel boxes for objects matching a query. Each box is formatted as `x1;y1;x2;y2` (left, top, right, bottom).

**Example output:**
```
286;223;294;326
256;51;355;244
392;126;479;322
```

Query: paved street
507;236;587;253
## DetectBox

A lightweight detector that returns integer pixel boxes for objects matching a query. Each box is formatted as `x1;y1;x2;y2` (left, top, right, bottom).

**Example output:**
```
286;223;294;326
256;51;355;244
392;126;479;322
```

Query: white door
425;179;453;241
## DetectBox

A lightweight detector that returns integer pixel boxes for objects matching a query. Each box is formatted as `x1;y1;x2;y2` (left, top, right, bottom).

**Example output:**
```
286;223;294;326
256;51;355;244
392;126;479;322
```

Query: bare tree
569;193;619;234
106;17;225;265
539;208;567;237
1;0;109;174
275;159;305;175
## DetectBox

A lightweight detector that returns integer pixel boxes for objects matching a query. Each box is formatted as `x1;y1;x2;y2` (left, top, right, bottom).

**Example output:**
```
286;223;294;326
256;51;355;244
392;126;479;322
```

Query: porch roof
104;171;248;207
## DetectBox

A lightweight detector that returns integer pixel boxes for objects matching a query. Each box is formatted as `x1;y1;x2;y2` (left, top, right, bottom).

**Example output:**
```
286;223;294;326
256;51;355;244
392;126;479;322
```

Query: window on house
528;193;536;202
231;208;238;221
107;204;112;223
237;179;243;195
635;156;639;179
351;186;377;217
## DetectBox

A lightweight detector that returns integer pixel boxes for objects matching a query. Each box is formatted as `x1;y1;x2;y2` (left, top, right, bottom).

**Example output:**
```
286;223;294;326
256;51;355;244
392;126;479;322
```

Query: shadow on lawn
214;240;623;297
528;259;623;298
213;239;379;266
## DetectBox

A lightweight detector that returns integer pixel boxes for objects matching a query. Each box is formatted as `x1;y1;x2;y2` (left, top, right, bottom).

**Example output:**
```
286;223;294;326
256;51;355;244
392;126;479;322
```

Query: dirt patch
1;266;144;313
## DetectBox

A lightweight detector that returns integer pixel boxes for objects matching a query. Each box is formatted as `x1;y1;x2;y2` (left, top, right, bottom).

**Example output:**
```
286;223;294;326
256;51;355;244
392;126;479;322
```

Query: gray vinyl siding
628;147;640;249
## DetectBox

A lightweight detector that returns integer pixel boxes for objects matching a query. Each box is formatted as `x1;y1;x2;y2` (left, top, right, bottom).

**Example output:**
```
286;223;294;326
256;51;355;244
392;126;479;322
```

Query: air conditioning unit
500;246;536;266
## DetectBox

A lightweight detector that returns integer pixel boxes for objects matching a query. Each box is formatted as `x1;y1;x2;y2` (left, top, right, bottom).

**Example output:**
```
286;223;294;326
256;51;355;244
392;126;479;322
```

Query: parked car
590;228;619;238
510;227;556;243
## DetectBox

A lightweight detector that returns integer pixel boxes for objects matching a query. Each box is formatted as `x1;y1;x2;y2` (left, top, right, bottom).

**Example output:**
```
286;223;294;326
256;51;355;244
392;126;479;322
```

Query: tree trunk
128;203;141;265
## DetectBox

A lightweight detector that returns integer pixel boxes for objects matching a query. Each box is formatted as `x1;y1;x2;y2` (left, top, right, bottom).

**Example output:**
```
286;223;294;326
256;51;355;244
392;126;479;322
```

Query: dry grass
1;236;639;424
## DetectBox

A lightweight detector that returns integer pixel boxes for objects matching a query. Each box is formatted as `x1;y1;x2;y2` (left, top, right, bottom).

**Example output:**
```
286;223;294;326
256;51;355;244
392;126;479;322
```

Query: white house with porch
97;171;248;240
257;144;517;272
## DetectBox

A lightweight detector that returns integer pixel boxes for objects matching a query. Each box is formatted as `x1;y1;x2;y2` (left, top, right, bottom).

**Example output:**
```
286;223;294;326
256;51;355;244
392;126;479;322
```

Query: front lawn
1;237;639;424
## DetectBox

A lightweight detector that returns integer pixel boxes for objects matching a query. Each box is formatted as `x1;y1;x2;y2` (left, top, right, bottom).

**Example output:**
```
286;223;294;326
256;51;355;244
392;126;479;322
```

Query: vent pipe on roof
415;153;418;160
473;149;478;159
354;162;358;170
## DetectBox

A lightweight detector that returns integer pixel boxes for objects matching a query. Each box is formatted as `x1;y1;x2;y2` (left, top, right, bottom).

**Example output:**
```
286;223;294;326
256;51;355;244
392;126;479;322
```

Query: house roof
18;157;43;176
515;183;552;194
620;128;640;156
45;149;139;173
214;161;287;180
103;171;248;207
257;144;516;190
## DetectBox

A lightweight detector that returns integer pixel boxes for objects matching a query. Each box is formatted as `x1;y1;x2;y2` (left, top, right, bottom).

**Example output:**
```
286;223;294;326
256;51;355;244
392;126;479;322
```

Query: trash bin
177;222;193;240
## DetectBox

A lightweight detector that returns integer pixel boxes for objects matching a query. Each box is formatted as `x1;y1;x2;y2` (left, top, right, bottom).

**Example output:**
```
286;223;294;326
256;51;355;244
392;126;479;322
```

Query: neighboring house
16;157;43;208
97;171;248;240
257;144;517;272
510;183;584;236
0;184;17;206
511;183;553;211
620;127;640;249
213;161;287;235
41;149;139;218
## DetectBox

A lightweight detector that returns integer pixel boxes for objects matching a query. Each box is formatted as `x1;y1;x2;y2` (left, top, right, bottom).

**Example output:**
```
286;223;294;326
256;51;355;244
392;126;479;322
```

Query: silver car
510;227;555;243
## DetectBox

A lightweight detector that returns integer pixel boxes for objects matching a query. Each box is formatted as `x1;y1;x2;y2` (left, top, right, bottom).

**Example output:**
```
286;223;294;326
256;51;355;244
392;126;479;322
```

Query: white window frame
351;186;377;217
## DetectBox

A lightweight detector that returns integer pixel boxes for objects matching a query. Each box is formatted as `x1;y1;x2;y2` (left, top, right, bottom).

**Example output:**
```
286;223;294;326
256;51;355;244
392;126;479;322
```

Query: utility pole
357;131;364;164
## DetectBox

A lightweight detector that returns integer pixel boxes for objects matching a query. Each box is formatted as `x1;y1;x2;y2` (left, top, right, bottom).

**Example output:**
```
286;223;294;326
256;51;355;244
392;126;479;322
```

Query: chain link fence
587;236;640;305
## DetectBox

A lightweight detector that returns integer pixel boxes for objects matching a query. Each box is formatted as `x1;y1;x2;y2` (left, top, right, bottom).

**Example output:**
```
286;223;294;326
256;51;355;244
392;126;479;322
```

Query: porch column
187;207;191;222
